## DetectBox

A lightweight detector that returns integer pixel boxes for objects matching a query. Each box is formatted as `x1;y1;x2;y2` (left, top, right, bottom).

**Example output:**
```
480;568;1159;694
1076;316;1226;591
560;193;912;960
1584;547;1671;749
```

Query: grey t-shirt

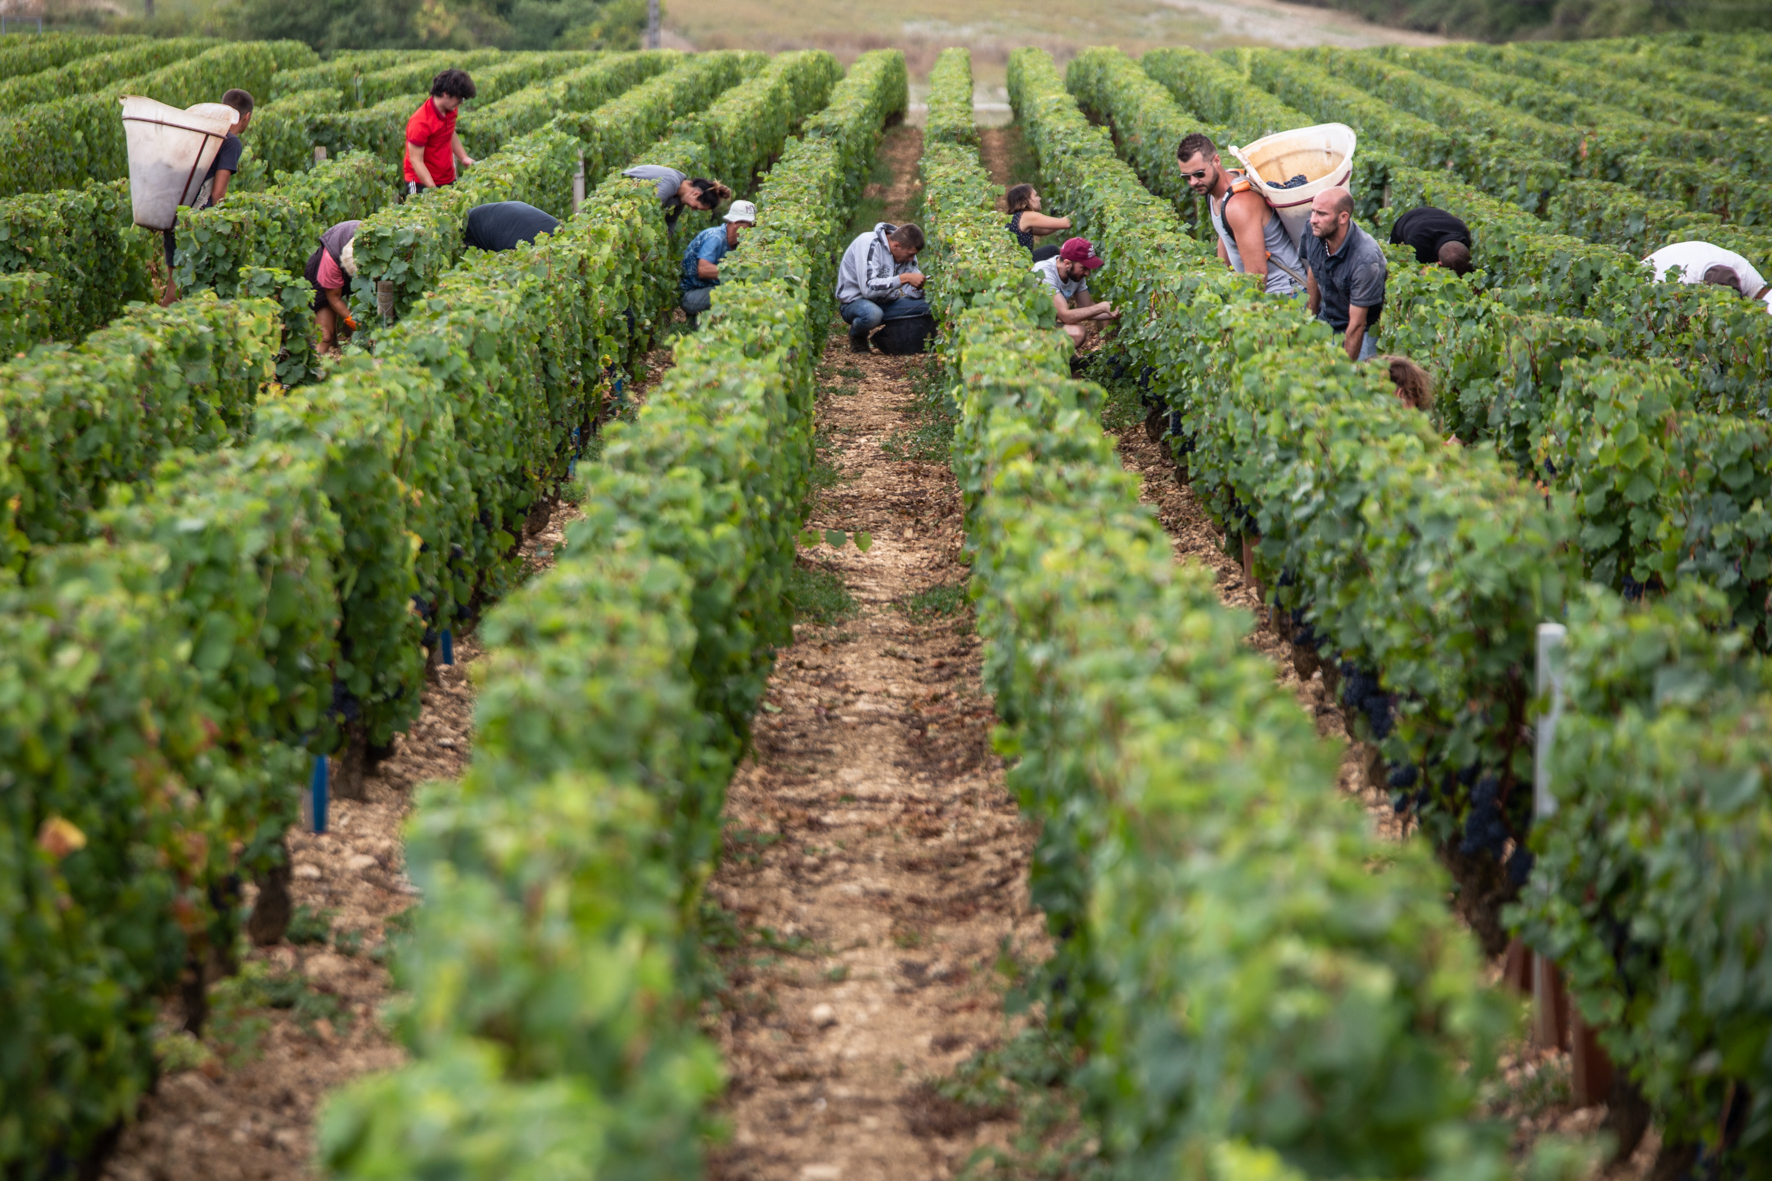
1303;220;1387;333
623;164;687;207
1032;256;1084;302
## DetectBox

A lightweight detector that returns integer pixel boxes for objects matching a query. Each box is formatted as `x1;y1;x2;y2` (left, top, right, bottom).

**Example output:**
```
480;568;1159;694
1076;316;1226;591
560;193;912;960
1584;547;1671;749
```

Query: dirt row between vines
706;126;1046;1181
102;348;676;1181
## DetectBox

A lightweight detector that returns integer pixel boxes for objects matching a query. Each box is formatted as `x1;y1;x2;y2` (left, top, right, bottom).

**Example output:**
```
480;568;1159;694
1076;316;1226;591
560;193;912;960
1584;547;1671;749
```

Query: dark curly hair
1005;183;1037;213
431;68;477;100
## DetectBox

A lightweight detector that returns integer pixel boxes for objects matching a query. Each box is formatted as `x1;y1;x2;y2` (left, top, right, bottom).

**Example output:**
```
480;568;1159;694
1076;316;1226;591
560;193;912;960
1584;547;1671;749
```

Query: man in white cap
306;219;361;356
1643;241;1772;312
680;199;756;326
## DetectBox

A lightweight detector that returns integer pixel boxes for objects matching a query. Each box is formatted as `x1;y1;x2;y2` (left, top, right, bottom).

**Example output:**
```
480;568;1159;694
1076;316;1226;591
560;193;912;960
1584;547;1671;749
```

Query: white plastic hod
1227;122;1357;251
119;97;238;231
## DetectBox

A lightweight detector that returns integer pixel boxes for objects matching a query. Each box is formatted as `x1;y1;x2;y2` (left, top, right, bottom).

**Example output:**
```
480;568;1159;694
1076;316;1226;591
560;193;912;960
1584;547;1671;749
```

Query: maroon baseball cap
1059;237;1105;269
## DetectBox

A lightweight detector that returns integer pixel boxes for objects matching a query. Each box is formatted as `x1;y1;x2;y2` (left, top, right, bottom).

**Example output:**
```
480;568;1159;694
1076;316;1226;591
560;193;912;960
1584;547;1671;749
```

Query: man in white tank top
1176;132;1306;297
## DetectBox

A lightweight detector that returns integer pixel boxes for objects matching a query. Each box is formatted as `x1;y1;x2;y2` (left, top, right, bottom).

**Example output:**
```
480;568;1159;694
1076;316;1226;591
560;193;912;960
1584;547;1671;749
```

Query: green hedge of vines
0;36;215;110
317;49;905;1180
924;55;1515;1179
0;32;148;81
0;40;318;199
1051;43;1772;1170
0;179;154;342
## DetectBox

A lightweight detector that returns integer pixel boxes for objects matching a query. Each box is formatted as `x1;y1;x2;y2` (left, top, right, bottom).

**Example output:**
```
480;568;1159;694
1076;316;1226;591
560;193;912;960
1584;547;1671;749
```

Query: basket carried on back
1228;122;1357;250
119;96;238;231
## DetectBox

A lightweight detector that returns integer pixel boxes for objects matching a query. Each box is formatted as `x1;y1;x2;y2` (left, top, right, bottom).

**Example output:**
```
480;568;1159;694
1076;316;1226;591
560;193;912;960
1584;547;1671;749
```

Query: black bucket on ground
874;314;935;355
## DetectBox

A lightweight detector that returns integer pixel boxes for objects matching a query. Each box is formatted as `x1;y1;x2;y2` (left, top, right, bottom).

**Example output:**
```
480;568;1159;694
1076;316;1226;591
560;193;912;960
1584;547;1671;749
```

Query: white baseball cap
724;199;757;225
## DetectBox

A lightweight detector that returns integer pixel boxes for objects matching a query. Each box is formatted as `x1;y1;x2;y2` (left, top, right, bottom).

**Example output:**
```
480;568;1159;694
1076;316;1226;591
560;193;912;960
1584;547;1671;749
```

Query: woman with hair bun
1004;183;1070;263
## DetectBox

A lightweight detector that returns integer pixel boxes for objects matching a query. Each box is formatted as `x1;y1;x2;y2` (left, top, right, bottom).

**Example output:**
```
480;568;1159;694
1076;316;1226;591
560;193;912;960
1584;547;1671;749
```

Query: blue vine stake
441;629;455;666
309;755;329;834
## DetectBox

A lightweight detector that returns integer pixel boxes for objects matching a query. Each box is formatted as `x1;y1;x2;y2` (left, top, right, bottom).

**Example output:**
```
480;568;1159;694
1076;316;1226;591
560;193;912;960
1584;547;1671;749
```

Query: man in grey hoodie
835;222;928;352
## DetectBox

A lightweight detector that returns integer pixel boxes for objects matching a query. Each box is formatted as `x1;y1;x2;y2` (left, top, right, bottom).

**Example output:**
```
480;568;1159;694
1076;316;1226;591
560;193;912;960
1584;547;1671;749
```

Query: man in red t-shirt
404;68;477;195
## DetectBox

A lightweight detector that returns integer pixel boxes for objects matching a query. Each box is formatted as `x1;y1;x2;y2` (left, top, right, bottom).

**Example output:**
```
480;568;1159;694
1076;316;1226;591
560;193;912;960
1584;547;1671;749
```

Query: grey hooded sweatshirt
836;222;924;306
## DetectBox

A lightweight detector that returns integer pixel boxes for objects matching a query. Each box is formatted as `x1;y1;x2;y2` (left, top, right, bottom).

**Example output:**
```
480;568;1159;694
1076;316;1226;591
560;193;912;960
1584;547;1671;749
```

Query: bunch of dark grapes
1338;661;1394;741
1460;774;1508;858
1387;762;1420;813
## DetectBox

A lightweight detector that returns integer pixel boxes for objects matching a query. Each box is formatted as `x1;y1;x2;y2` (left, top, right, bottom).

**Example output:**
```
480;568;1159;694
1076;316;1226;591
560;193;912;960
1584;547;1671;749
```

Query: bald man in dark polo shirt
1304;186;1388;362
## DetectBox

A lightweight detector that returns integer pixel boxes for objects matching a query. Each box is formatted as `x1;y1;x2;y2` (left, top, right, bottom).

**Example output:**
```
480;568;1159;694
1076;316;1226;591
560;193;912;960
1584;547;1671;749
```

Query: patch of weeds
787;560;858;626
810;424;844;485
754;926;817;956
1089;349;1154;437
334;927;367;957
154;1029;218;1077
205;961;353;1066
824;964;850;983
699;897;746;957
1482;1049;1575;1121
941;1028;1104;1181
879;355;957;465
725;825;784;869
286;904;336;946
894;582;970;625
837;364;863;380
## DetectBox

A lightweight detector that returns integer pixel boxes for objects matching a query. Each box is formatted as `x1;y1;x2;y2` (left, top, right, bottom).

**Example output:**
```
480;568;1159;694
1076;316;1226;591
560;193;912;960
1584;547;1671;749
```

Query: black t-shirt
195;132;243;209
1388;206;1472;266
464;201;563;253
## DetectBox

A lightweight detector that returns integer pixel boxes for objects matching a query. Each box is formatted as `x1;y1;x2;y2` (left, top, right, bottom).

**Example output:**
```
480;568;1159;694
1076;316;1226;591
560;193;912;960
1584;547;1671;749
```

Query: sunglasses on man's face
1180;166;1211;181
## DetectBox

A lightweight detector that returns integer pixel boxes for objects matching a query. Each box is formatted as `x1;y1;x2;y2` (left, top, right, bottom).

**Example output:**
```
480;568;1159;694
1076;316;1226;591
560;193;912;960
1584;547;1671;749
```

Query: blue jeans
841;296;929;336
1348;330;1378;361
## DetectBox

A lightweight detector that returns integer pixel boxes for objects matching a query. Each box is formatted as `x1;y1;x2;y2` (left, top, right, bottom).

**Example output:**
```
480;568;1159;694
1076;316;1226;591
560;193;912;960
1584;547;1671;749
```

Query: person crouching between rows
1035;237;1119;354
836;221;927;353
680;199;757;327
308;219;361;356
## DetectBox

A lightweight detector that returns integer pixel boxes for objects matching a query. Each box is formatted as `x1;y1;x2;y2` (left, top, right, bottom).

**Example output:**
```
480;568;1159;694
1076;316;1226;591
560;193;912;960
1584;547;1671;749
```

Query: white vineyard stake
1532;621;1568;1049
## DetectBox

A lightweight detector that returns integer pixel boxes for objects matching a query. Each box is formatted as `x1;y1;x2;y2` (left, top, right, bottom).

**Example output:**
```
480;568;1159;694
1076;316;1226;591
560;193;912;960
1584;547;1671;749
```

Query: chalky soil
706;339;1044;1181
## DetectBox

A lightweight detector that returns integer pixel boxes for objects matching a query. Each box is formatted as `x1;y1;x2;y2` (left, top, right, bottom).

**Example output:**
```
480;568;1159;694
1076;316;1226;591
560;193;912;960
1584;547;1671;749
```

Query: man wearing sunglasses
1176;132;1307;297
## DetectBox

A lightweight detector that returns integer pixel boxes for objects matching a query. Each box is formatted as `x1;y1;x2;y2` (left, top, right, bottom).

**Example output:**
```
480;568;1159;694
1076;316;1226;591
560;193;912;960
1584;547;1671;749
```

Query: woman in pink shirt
306;220;361;354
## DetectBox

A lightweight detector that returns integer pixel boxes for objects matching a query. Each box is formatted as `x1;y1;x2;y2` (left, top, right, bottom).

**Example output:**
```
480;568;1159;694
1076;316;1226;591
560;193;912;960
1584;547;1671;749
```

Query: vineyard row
1;46;853;1173
1011;46;1768;1167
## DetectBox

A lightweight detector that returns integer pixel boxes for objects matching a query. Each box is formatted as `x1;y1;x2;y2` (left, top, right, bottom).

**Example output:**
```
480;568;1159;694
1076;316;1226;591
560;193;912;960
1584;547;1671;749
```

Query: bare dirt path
708;338;1043;1181
102;348;677;1181
707;135;1042;1179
